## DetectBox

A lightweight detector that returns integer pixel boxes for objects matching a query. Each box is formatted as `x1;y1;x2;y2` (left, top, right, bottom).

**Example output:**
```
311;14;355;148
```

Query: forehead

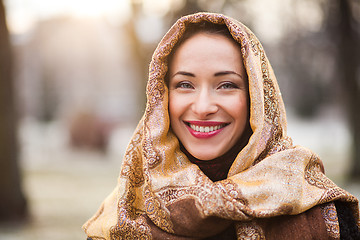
169;33;243;72
174;32;240;55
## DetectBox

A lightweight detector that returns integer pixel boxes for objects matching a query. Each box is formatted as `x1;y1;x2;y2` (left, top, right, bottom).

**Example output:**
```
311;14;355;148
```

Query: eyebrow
172;70;243;79
172;71;195;78
214;71;243;79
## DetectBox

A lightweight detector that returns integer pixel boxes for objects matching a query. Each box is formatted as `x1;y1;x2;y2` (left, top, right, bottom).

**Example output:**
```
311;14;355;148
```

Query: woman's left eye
176;81;193;89
218;82;239;89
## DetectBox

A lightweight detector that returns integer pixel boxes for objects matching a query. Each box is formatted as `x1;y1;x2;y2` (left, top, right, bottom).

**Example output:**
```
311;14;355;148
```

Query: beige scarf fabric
83;12;359;239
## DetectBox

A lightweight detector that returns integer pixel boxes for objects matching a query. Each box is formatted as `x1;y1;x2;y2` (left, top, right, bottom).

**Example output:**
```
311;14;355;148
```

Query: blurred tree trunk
333;0;360;180
0;0;27;221
125;0;151;117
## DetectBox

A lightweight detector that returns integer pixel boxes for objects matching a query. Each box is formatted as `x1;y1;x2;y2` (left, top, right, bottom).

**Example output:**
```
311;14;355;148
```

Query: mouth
184;121;229;138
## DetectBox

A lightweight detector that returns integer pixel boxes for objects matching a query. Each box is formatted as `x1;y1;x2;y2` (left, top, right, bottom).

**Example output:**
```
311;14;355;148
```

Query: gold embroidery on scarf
156;173;250;220
305;155;354;205
226;22;247;49
245;32;293;165
155;170;211;207
113;123;153;239
220;179;249;206
305;155;334;190
120;128;145;187
235;221;265;240
195;177;249;220
320;202;340;239
186;12;226;25
121;153;145;186
144;184;174;233
110;186;152;240
146;63;166;114
255;125;293;165
260;52;280;127
143;129;161;169
157;185;199;205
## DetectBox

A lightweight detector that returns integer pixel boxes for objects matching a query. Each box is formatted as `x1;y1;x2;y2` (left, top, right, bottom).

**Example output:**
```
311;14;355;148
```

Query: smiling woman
83;12;360;240
168;30;249;161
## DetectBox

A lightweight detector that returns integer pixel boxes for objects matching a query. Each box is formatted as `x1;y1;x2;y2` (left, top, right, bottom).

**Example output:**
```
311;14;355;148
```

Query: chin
189;150;222;161
183;142;230;160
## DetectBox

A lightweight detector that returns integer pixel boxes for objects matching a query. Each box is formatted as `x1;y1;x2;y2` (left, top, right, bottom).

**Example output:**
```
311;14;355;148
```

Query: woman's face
168;32;249;160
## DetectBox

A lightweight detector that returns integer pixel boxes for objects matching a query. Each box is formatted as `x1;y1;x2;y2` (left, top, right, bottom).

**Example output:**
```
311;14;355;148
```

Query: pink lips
185;121;228;139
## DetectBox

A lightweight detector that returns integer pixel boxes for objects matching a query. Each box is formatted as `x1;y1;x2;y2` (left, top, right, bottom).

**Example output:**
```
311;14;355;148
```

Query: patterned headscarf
83;12;359;239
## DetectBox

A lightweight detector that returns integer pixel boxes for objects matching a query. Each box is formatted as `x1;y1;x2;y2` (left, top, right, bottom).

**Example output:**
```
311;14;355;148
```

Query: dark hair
174;21;236;50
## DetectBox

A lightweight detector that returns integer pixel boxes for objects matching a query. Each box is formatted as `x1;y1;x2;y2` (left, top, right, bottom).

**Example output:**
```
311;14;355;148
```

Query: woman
83;12;360;239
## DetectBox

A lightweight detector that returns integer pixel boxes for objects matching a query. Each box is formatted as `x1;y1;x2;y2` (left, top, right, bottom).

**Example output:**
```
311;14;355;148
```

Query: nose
191;89;218;118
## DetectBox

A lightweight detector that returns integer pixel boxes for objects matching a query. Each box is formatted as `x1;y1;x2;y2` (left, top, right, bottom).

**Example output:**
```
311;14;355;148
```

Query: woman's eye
176;82;193;89
219;82;239;89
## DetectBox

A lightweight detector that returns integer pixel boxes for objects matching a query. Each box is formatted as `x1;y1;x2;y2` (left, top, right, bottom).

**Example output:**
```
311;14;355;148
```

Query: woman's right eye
175;82;193;89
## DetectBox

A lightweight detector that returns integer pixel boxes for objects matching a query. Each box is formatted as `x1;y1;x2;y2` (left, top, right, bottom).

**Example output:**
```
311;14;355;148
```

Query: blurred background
0;0;359;239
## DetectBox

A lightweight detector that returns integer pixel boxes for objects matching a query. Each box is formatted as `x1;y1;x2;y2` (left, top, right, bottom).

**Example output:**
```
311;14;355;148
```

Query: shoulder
258;202;358;240
334;201;360;239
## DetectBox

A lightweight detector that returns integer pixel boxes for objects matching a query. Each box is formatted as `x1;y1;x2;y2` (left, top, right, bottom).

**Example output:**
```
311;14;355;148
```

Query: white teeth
189;124;225;133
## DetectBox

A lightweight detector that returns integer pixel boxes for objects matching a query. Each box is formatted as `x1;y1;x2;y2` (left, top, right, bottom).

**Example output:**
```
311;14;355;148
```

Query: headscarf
83;12;359;239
